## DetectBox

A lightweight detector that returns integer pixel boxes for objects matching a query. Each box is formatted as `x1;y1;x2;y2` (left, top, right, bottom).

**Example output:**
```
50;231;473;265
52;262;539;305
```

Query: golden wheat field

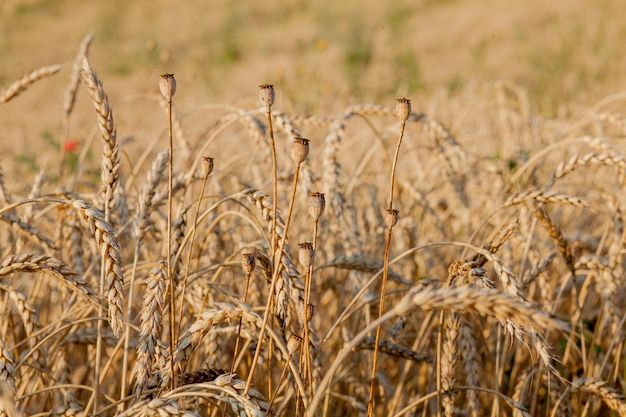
2;1;626;416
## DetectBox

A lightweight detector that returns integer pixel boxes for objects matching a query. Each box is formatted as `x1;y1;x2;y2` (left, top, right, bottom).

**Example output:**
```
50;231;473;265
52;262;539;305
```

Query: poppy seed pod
241;253;256;274
203;156;214;177
308;192;325;220
306;304;315;321
259;84;275;110
159;73;176;100
291;137;310;166
385;209;399;229
287;334;302;354
396;98;411;123
298;242;314;270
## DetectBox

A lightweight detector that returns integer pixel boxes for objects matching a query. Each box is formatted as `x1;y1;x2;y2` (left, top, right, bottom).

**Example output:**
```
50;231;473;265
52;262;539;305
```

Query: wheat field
2;18;626;417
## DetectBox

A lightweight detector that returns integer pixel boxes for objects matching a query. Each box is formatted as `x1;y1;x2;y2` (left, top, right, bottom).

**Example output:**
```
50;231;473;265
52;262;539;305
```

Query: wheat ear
134;261;168;395
79;57;121;412
122;148;171;397
1;211;58;250
60;33;93;180
441;312;460;417
0;65;62;103
571;378;626;416
308;285;566;416
0;254;99;308
70;200;124;334
0;343;16;394
355;336;430;362
78;56;120;214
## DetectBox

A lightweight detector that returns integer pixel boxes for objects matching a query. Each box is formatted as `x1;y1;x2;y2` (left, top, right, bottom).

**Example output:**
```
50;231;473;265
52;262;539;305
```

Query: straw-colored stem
245;162;301;395
267;351;295;412
367;119;406;417
436;310;444;417
119;245;141;404
388;121;406;211
367;226;393;416
302;219;319;394
231;271;252;373
267;109;278;260
165;97;176;390
93;187;112;413
177;164;212;336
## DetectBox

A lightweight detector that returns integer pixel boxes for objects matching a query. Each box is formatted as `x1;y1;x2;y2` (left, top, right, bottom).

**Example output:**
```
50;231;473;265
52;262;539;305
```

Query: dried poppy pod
202;156;214;177
298;242;314;270
396;98;411;123
259;84;275;111
385;209;399;229
287;334;302;354
241;252;256;274
306;304;315;321
308;192;325;220
159;73;176;100
291;137;310;165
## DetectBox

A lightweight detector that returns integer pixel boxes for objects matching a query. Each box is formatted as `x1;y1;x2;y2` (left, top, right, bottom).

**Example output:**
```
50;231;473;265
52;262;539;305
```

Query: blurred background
1;0;625;173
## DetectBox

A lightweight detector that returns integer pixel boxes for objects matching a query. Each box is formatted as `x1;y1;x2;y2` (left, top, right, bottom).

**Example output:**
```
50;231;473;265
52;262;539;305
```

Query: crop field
1;1;626;416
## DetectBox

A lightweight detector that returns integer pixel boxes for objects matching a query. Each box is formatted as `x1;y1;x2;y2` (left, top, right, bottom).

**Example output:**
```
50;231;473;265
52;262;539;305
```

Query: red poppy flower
64;139;79;152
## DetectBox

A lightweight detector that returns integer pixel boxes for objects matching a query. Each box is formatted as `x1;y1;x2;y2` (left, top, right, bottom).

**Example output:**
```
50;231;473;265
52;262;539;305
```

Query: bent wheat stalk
309;285;566;417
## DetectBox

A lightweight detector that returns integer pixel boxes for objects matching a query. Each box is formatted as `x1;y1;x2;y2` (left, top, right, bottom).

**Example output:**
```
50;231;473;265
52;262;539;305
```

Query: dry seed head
298;242;314;270
159;73;176;100
287;334;302;354
203;156;214;177
307;303;315;321
308;192;326;220
291;137;310;165
396;98;411;122
259;84;275;110
386;209;399;229
242;252;256;274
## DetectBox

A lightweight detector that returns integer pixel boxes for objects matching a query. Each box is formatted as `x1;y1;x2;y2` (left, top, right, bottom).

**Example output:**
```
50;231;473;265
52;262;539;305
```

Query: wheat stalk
78;56;120;214
1;211;58;250
70;200;124;335
134;261;168;395
161;302;307;403
0;253;99;308
63;34;93;118
134;149;169;243
441;312;460;417
571;378;626;416
459;317;480;417
2;285;42;365
319;254;412;285
309;285;566;416
503;190;588;208
0;65;62;103
555;151;626;180
0;340;17;394
355;336;430;362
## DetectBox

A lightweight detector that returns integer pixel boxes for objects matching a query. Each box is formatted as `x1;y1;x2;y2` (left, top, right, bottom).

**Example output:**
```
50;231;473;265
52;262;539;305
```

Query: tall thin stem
302;219;319;394
246;160;303;395
159;73;177;391
119;245;140;404
177;157;213;334
245;85;279;394
388;120;407;211
367;98;410;416
367;224;393;416
166;98;176;391
231;268;252;372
